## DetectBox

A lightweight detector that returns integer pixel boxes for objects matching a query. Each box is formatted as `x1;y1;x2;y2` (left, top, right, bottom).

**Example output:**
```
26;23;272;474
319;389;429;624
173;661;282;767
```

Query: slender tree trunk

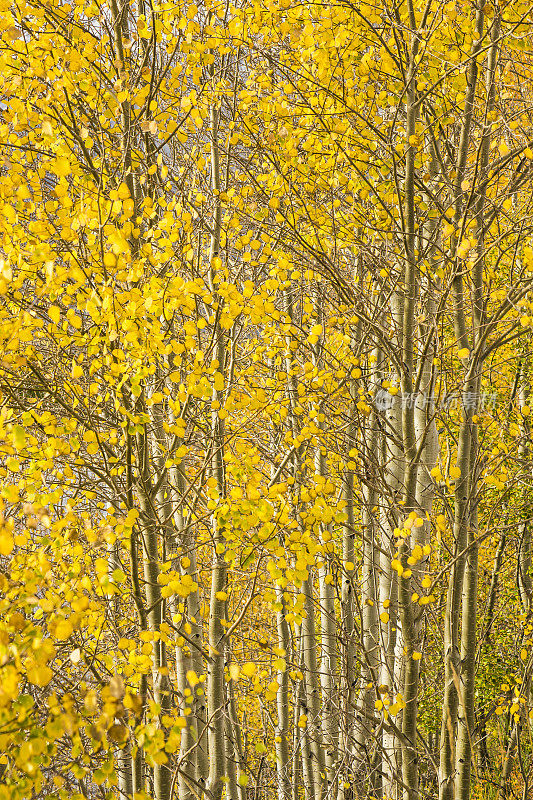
206;99;227;800
454;427;479;800
438;4;488;796
398;19;422;798
518;384;532;616
109;540;134;800
312;300;339;797
451;10;499;798
296;622;318;800
438;387;476;800
302;571;326;797
117;742;134;800
275;584;292;800
340;318;362;799
169;446;200;800
225;675;241;800
136;416;172;800
380;293;404;800
353;349;380;795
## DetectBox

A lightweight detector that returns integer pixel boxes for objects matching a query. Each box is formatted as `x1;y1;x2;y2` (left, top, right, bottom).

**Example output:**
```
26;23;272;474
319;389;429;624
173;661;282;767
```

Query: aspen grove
1;1;533;799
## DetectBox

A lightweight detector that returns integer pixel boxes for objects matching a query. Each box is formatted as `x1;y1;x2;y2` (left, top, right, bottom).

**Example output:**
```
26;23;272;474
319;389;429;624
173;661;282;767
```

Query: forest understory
1;1;533;799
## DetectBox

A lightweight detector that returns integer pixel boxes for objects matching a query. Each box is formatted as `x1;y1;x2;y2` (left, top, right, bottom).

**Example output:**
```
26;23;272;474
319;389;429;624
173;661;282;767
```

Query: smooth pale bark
397;561;420;800
275;584;292;800
380;542;400;800
312;306;339;796
412;298;438;647
205;101;228;800
517;381;533;764
224;681;240;800
341;453;357;797
133;374;175;800
136;417;172;800
438;376;477;800
301;572;326;797
227;680;246;800
518;385;532;616
294;623;316;800
340;320;362;799
291;702;302;800
353;496;380;797
317;519;339;796
167;388;208;787
438;4;488;797
413;136;440;603
413;351;438;576
380;293;404;800
398;19;422;799
109;1;148;793
148;382;185;800
204;410;227;800
484;534;506;642
168;449;201;800
498;722;520;799
454;425;479;800
454;13;500;797
518;514;533;616
174;625;195;800
181;549;208;786
454;546;478;797
266;405;294;800
353;361;380;796
279;292;321;800
117;742;134;800
108;541;134;800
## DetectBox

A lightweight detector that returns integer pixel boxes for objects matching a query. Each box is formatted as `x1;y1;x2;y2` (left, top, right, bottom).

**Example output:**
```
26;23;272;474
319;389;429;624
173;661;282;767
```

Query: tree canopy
1;1;533;799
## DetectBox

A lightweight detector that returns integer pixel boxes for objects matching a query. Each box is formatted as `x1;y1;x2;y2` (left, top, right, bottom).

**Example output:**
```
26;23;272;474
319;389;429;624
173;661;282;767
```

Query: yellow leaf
241;662;256;677
27;665;53;687
186;670;199;687
117;182;130;200
109;674;125;699
457;241;470;259
0;531;14;556
12;425;25;449
52;157;71;177
55;619;73;641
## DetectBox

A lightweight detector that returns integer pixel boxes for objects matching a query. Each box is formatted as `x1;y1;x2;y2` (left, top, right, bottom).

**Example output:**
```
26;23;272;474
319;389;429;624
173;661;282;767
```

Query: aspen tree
3;3;533;800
